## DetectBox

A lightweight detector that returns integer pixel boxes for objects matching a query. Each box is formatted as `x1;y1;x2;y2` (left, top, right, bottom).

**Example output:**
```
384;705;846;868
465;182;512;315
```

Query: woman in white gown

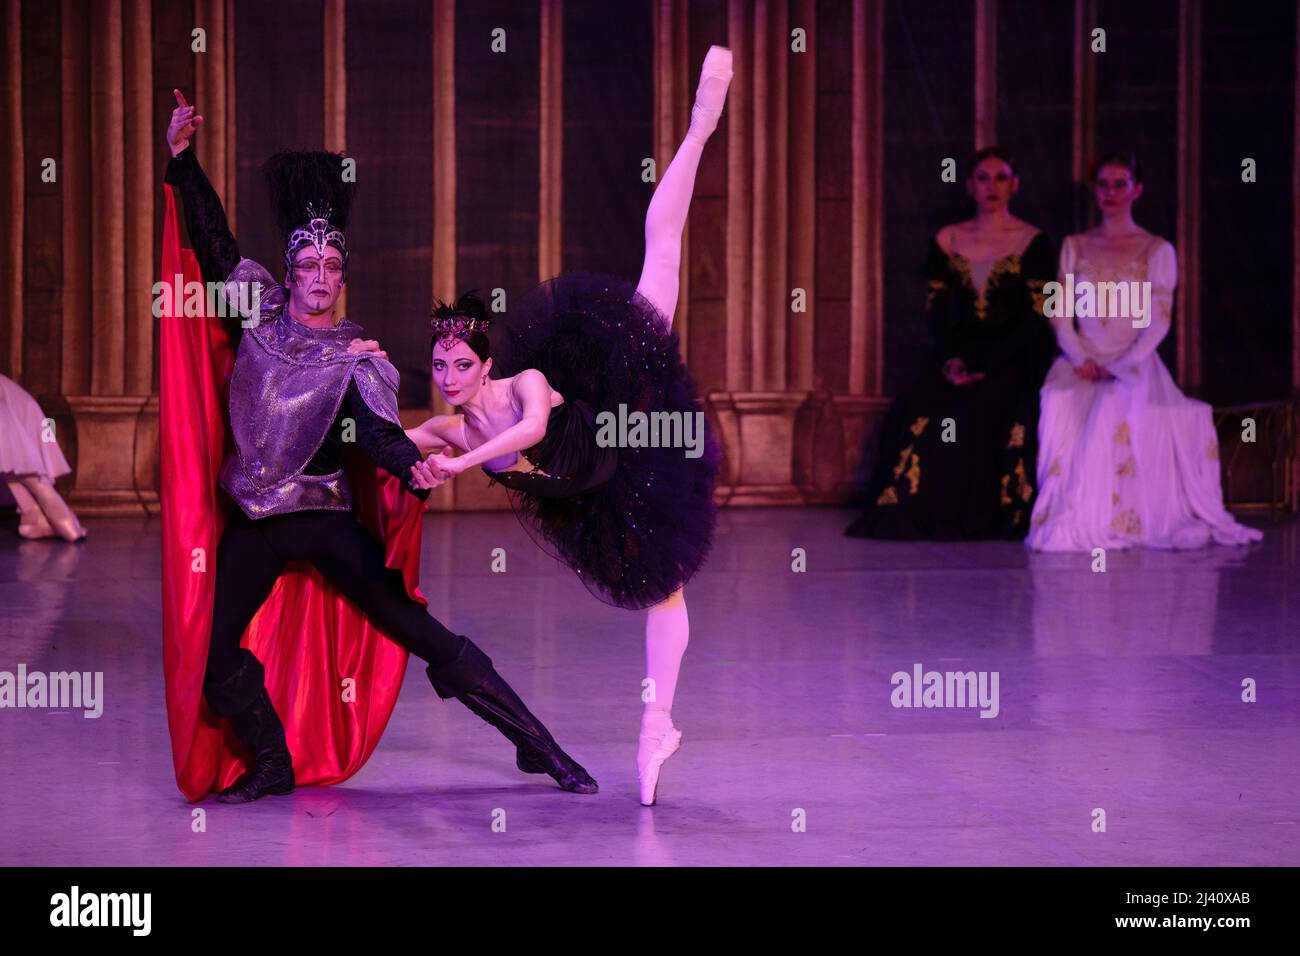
0;373;86;541
1027;154;1261;551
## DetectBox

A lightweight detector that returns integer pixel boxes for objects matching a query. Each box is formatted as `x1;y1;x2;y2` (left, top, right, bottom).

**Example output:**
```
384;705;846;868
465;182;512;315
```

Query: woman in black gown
846;147;1056;540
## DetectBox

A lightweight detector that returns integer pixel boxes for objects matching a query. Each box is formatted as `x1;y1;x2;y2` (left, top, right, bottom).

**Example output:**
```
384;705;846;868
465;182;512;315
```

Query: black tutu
486;272;722;610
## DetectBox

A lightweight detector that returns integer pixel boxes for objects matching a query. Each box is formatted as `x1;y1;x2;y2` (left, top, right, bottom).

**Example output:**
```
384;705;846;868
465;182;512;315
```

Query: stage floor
1;507;1296;866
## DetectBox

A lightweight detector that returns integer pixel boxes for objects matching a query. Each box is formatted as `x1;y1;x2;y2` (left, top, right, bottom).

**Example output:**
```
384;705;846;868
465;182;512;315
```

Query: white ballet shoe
25;480;86;542
687;45;733;143
17;511;57;539
637;709;683;806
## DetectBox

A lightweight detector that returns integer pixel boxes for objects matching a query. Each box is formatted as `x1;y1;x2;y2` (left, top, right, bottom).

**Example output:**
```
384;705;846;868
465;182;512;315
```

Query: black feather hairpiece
263;150;355;235
263;150;356;281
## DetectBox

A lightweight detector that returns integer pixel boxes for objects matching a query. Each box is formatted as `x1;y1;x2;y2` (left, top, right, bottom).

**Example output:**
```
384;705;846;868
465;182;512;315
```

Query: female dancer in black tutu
406;46;732;805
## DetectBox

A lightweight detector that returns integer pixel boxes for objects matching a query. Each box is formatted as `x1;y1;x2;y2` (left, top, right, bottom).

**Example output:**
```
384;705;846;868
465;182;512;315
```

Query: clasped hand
1073;358;1116;381
410;453;466;490
346;338;387;360
942;358;985;387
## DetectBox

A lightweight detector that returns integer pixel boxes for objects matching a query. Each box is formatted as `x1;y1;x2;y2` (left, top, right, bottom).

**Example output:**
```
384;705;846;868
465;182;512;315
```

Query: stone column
65;0;157;516
426;0;458;512
709;0;806;505
651;0;691;360
1;0;22;379
800;0;890;504
1175;0;1202;390
538;0;562;282
323;0;346;318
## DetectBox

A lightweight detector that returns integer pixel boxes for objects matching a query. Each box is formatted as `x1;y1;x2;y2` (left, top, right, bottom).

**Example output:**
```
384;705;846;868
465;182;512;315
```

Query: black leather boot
203;649;295;804
427;637;598;794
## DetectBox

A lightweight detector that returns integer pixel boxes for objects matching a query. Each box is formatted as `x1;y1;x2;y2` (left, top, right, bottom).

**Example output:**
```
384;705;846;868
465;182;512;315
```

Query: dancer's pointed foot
17;507;57;539
427;639;599;794
52;516;87;543
515;742;600;795
687;45;733;144
637;707;682;806
23;479;86;542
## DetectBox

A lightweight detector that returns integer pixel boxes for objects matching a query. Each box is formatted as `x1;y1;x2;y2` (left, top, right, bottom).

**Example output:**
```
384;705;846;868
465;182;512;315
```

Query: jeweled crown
431;312;491;349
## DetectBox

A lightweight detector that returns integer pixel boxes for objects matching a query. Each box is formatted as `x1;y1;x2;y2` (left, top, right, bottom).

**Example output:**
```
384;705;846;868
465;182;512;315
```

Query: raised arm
162;90;243;342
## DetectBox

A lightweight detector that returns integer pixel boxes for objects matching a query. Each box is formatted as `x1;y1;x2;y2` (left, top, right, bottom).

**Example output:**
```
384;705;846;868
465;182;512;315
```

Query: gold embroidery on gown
1027;278;1048;316
1111;508;1142;536
946;251;1024;322
1015;458;1032;502
893;444;914;478
999;457;1032;505
905;454;921;495
926;280;946;310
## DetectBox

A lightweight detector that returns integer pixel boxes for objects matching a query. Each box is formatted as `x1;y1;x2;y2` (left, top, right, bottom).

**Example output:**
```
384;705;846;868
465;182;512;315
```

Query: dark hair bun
967;146;1016;177
1089;152;1142;184
430;289;492;361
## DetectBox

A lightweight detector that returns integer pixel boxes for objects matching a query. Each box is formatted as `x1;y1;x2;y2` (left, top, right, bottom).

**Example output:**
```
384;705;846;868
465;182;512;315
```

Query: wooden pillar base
831;393;892;500
136;396;159;515
708;390;808;506
793;391;891;504
65;394;152;515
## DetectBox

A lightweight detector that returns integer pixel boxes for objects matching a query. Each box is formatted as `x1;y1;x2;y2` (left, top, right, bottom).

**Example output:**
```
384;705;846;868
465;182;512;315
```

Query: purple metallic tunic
218;259;404;519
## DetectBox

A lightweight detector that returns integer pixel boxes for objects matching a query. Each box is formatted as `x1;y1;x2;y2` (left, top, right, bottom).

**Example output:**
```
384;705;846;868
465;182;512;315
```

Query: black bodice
484;399;618;498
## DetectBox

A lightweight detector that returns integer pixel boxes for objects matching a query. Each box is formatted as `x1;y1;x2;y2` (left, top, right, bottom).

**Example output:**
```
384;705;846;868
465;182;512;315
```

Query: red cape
160;185;425;801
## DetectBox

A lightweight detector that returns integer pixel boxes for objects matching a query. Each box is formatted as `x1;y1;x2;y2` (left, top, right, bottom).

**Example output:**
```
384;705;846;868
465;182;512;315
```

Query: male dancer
161;90;596;802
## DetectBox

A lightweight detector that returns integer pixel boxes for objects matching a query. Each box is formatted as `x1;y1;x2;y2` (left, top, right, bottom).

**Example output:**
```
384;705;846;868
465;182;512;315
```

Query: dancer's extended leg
634;45;733;328
633;46;731;806
16;474;84;541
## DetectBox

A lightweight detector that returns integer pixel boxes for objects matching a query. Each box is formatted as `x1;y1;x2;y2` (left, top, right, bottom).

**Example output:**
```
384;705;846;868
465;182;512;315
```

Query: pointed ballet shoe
687;45;733;142
51;517;87;543
17;512;57;539
637;712;682;806
23;481;86;542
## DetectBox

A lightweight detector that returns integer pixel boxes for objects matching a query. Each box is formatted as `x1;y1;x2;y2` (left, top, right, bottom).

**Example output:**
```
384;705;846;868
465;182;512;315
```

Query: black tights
206;508;463;684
